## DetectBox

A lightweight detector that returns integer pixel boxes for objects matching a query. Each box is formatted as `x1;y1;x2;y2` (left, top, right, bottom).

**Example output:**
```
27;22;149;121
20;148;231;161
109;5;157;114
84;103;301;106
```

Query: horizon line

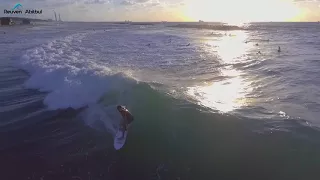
0;17;319;23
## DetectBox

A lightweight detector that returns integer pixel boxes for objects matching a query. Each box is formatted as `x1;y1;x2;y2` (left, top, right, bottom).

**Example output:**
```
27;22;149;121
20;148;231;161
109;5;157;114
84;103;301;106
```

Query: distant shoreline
0;17;60;28
1;18;319;24
169;24;244;31
0;16;50;22
50;21;320;23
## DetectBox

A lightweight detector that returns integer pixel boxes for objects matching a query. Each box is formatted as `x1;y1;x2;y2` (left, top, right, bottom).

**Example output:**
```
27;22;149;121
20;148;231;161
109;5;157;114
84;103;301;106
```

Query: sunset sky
0;0;319;22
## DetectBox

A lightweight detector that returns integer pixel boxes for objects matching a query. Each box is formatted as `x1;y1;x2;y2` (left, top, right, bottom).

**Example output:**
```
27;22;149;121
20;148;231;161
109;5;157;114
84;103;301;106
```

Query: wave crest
17;33;137;110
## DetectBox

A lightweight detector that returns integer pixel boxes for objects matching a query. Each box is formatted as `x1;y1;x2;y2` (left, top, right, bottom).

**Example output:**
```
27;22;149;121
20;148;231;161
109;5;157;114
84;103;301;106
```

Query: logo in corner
12;3;23;11
4;3;42;15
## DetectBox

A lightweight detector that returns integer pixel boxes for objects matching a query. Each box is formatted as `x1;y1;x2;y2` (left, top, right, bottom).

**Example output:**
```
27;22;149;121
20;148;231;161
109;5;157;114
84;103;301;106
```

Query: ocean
1;22;320;180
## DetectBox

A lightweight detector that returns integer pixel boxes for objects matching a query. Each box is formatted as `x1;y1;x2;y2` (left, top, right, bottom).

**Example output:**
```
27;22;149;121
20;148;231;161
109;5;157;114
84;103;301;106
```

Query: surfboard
113;125;130;150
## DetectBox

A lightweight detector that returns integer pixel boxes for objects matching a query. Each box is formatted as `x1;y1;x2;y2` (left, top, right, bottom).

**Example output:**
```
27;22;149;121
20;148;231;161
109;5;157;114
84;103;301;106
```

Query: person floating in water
117;105;134;138
278;46;281;52
257;51;262;54
255;43;259;46
186;43;190;46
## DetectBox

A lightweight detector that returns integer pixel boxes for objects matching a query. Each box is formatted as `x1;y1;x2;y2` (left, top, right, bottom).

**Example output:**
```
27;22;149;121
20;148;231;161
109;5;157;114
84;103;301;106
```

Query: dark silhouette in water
257;51;262;54
255;43;259;46
245;41;248;43
278;46;281;52
147;43;151;47
186;43;190;46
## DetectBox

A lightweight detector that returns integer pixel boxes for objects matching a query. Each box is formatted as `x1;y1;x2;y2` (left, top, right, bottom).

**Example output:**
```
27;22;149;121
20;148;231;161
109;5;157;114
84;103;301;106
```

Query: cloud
136;0;149;2
159;0;186;8
119;0;161;6
294;0;320;2
120;0;135;5
84;0;110;4
12;0;110;8
150;2;160;6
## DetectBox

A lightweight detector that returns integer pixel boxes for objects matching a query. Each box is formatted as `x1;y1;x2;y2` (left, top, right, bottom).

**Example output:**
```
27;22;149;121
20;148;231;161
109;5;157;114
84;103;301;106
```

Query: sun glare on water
187;32;253;113
188;76;249;112
183;0;301;23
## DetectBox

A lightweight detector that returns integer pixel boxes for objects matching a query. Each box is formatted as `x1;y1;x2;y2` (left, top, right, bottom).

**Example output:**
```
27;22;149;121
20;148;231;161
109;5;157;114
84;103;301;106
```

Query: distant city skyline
0;0;319;22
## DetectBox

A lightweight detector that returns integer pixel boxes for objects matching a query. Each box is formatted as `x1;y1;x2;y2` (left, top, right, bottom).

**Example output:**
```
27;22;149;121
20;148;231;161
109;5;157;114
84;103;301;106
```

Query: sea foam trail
17;32;137;110
81;104;120;137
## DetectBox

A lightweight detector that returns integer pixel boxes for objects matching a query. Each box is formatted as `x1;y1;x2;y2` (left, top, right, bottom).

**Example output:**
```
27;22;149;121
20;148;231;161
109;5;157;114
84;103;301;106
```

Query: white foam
81;104;120;136
18;32;137;110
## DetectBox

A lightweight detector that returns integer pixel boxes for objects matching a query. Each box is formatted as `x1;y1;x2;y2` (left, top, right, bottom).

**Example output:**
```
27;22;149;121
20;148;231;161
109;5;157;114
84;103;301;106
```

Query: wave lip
17;33;137;110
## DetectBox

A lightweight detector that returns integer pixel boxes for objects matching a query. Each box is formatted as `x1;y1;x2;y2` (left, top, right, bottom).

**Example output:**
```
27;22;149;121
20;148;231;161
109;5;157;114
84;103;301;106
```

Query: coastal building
0;17;12;25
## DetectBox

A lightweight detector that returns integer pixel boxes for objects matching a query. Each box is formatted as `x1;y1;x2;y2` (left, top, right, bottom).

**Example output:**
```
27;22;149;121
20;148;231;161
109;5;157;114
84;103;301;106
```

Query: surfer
278;46;281;52
117;105;134;138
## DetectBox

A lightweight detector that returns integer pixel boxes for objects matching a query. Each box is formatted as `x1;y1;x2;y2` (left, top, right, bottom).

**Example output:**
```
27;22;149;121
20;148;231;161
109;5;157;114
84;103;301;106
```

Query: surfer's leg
119;123;124;138
122;129;125;138
121;124;129;138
